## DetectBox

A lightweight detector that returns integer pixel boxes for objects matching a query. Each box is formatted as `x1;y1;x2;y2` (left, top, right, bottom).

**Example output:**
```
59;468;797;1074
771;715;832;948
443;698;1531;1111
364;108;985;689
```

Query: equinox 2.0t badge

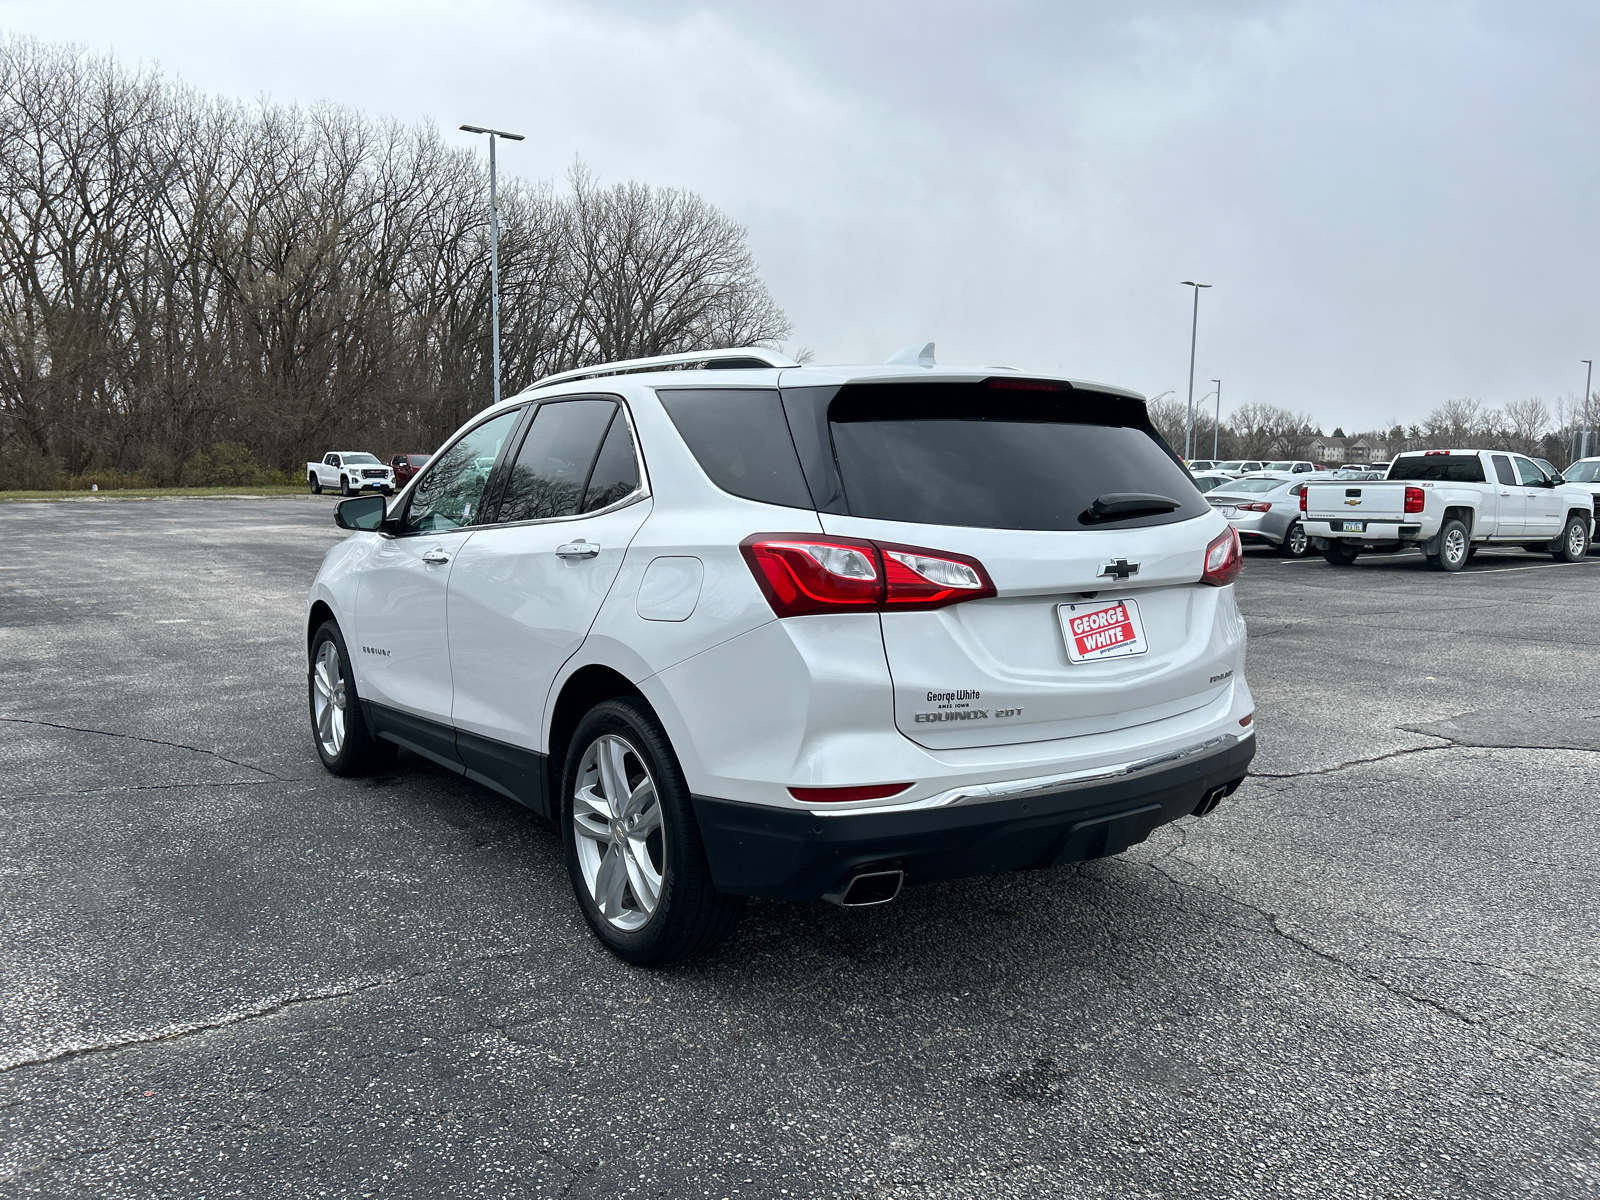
1098;559;1139;582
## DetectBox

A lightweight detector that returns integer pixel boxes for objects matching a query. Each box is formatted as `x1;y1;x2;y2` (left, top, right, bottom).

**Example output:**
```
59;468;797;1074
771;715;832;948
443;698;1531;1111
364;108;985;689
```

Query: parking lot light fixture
1583;359;1594;461
461;124;526;407
1211;379;1222;459
1181;282;1211;460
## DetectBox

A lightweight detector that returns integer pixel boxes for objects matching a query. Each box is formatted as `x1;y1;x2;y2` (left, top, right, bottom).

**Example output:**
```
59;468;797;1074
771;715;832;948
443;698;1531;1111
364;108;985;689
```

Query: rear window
820;382;1208;531
1216;478;1282;494
1388;455;1486;483
657;389;814;509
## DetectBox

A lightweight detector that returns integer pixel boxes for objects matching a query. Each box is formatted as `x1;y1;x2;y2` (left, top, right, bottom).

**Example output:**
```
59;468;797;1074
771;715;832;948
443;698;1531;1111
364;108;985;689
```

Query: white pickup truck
1302;448;1593;571
306;452;394;496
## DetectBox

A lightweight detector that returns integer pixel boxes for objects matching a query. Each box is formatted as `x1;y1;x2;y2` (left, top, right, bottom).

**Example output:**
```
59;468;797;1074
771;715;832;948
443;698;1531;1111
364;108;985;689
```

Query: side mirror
335;494;388;531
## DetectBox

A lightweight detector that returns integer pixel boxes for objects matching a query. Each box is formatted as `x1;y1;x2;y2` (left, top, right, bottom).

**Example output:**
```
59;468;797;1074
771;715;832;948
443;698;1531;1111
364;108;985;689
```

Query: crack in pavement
1249;735;1600;782
1125;858;1600;1069
0;717;286;781
0;948;535;1074
2;779;299;802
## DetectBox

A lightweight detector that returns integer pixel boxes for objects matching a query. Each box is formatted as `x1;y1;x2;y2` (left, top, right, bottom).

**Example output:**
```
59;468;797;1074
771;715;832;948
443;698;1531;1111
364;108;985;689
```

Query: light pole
1211;378;1222;459
1181;281;1211;460
1583;359;1594;461
461;123;525;406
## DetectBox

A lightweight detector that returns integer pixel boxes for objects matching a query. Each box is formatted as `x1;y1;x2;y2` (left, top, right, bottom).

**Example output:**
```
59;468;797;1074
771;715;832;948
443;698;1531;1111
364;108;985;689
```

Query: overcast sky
4;0;1598;432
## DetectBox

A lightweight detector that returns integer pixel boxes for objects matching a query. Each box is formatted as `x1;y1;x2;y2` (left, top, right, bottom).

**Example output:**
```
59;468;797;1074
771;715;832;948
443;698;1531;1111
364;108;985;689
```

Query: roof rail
531;347;799;389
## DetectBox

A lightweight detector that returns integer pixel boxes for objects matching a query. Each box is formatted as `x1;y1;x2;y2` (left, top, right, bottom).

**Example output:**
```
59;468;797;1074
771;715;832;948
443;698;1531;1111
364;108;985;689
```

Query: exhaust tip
824;870;905;908
1192;785;1228;818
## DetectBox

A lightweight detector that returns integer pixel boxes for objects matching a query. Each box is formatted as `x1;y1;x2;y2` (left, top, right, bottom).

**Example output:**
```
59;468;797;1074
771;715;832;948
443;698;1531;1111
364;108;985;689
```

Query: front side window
401;409;521;533
326;454;339;467
497;399;632;523
1513;457;1546;486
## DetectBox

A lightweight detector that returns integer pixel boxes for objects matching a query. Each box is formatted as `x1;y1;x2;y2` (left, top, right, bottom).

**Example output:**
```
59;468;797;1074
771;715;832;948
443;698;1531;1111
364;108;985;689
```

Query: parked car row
307;451;432;495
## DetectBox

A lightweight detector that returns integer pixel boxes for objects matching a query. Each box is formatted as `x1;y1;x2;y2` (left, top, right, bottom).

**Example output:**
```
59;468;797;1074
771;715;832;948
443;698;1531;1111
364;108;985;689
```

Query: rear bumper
1304;519;1422;542
691;733;1256;901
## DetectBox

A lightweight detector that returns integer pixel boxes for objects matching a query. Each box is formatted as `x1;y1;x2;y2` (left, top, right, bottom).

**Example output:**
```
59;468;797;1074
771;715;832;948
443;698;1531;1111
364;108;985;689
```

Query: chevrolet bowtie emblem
1099;559;1139;581
1345;499;1361;506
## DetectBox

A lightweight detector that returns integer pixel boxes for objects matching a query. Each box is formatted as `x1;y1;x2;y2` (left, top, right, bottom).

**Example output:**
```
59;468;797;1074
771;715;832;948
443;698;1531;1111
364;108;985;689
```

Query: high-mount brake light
1404;486;1425;514
987;378;1067;391
1200;526;1243;586
741;536;997;616
788;783;914;803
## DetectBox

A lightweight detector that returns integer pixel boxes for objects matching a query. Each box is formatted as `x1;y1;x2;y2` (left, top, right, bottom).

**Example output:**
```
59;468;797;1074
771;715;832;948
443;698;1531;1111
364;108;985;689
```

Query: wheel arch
546;664;645;812
1442;505;1474;537
307;599;337;656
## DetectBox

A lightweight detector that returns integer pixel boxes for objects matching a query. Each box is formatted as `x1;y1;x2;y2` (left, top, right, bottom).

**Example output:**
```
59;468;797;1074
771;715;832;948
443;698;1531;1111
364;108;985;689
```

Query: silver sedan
1206;474;1313;557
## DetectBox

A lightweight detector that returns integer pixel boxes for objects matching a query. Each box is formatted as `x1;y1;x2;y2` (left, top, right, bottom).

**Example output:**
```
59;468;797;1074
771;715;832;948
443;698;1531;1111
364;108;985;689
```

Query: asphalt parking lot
2;496;1596;1199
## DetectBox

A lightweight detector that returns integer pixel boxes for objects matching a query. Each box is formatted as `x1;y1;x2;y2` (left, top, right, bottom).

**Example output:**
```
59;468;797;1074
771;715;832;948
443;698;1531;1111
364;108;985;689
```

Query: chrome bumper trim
810;729;1253;817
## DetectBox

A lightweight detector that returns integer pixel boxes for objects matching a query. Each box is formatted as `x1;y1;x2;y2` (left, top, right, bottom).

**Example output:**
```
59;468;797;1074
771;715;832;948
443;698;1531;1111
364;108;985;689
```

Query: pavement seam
0;716;286;781
0;949;534;1075
1126;858;1600;1070
1250;736;1600;782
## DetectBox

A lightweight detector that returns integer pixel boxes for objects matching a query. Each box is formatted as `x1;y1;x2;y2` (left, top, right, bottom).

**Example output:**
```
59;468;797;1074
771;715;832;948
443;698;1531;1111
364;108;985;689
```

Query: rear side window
1388;455;1487;483
820;383;1208;531
581;414;641;513
497;400;618;522
1492;455;1516;486
657;389;814;509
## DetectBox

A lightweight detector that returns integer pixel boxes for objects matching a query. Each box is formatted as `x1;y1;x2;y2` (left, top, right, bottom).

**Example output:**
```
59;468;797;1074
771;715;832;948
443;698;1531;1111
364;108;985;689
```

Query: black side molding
364;702;547;817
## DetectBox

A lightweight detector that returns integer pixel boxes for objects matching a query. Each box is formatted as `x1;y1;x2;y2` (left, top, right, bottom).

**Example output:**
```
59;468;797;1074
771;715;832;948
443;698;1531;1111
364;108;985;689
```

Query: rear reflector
1200;526;1242;586
788;783;914;803
1239;712;1253;726
742;535;996;617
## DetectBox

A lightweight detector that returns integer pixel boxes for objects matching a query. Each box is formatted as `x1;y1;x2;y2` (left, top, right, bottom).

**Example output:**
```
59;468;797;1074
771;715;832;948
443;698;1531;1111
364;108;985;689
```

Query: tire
561;697;744;965
1278;521;1311;558
308;620;397;776
1322;541;1360;566
309;474;322;495
1429;519;1470;572
1552;514;1590;563
340;474;354;497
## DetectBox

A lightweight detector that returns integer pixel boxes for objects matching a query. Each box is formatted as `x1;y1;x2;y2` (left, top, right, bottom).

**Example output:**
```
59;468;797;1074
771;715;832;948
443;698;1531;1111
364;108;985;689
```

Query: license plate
1217;506;1236;516
1339;521;1364;533
1059;598;1148;663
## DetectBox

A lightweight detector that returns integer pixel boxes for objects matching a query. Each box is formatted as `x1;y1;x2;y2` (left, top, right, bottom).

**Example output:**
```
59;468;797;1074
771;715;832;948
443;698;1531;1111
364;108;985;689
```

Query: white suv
306;347;1256;963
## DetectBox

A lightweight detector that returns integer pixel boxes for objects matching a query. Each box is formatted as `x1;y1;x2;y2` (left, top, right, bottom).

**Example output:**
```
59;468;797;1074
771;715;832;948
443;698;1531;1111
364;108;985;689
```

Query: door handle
556;541;601;559
1500;491;1511;496
421;548;450;565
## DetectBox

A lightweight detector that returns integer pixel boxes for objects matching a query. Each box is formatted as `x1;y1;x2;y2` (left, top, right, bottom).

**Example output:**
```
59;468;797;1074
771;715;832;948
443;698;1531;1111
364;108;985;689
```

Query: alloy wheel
1443;527;1468;567
311;640;347;758
1286;524;1308;556
1568;521;1587;557
572;734;666;932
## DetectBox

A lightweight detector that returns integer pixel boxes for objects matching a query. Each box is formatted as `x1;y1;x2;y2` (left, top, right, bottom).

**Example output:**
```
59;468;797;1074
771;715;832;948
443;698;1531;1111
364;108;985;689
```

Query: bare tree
0;38;793;486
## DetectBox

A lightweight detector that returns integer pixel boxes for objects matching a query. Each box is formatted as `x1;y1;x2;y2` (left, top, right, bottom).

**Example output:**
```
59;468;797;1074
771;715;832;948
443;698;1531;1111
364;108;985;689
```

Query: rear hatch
1304;480;1404;521
789;380;1243;750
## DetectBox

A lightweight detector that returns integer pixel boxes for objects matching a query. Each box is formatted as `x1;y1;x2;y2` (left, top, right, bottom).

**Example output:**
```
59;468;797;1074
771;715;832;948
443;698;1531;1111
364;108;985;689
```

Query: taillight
1236;501;1271;512
739;536;881;617
1299;488;1308;512
878;542;996;608
1404;486;1424;514
788;783;913;803
1201;526;1242;586
741;535;996;617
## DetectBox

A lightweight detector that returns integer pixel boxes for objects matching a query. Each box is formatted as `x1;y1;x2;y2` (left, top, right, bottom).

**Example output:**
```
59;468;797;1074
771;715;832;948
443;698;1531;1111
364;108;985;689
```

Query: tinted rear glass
1216;478;1282;494
825;383;1208;531
657;389;814;509
1388;455;1486;483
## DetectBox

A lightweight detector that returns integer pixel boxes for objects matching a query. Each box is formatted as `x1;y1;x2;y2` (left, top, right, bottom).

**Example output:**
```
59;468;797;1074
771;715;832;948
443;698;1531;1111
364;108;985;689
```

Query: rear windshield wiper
1080;492;1181;524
